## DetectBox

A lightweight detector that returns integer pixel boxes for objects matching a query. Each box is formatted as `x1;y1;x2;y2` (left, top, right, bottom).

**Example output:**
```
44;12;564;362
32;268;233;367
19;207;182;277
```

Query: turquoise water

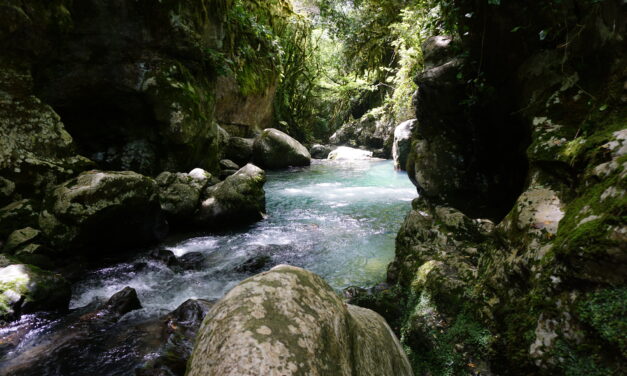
71;159;417;312
0;159;417;375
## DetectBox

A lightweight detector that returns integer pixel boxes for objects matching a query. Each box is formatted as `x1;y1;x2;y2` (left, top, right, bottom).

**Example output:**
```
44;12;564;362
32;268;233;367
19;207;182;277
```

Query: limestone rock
194;164;266;227
252;128;311;169
39;170;166;252
392;119;416;171
187;265;413;376
0;264;70;320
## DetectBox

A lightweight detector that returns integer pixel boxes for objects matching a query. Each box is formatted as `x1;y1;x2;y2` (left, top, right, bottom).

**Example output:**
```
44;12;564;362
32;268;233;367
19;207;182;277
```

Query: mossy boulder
0;263;70;320
252;128;311;169
187;265;413;376
39;170;166;253
156;169;211;224
194;164;266;227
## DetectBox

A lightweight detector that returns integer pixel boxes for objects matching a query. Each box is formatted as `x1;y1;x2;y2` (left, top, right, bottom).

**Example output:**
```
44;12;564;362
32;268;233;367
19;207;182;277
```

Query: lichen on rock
187;265;413;376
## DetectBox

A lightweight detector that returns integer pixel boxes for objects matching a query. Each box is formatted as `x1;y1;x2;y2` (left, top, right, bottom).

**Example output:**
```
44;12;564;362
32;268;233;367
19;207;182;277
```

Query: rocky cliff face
0;0;289;319
389;0;626;375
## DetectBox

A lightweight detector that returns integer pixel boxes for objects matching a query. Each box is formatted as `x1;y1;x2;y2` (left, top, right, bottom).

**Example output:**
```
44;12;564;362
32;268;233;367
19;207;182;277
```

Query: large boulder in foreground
194;164;266;227
252;128;311;169
0;264;70;320
39;170;166;252
392;119;416;171
187;265;413;376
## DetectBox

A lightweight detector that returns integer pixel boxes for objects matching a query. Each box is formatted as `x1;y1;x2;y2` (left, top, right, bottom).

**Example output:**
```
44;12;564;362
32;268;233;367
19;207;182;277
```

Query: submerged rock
392;119;416;171
187;265;413;376
39;170;166;253
252;128;311;169
328;146;374;160
194;164;266;227
0;264;70;320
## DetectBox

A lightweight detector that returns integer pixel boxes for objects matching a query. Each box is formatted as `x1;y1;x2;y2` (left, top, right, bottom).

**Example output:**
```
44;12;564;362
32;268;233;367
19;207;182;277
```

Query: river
0;159;417;375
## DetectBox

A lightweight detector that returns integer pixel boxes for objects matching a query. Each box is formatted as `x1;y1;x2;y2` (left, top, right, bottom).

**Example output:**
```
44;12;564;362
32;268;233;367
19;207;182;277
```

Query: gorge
1;1;626;375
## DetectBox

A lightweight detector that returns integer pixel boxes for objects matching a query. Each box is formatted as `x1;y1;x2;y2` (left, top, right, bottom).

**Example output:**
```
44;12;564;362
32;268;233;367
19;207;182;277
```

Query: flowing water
0;159;417;375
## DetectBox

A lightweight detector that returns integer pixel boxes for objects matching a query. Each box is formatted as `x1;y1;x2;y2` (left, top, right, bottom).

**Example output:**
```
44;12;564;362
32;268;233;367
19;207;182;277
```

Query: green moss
577;287;627;358
553;339;617;376
552;166;626;258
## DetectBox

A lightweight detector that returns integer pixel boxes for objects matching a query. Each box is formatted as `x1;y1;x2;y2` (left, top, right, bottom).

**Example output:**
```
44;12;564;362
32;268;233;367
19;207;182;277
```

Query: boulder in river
187;265;413;376
39;170;167;253
392;119;417;171
310;144;333;159
224;137;255;167
0;264;70;320
328;146;374;160
194;164;266;227
156;169;211;224
252;128;311;169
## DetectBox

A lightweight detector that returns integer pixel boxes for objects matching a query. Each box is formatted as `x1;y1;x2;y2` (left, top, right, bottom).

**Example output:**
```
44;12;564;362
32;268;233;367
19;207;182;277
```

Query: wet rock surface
194;164;266;227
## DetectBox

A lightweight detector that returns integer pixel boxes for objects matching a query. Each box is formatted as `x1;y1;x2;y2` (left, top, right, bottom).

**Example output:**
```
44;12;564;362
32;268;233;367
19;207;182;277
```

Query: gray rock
39;170;166;252
392;119;417;170
156;169;211;223
187;265;413;376
219;159;240;170
194;164;266;227
224;137;255;167
310;144;332;159
252;128;311;169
